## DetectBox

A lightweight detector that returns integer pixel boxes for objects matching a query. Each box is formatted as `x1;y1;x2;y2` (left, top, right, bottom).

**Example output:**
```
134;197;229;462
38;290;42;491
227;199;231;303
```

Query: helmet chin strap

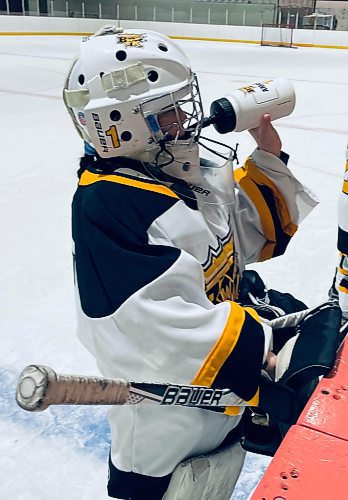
155;137;175;168
134;139;200;172
162;142;200;172
134;140;201;197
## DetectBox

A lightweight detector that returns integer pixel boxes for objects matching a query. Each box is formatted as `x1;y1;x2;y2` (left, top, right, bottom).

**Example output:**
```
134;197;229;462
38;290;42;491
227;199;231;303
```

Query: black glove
274;301;342;388
241;301;342;457
239;270;308;352
239;270;307;318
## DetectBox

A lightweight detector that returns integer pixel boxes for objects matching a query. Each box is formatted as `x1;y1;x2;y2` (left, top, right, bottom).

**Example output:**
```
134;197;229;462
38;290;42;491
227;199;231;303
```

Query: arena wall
1;14;348;48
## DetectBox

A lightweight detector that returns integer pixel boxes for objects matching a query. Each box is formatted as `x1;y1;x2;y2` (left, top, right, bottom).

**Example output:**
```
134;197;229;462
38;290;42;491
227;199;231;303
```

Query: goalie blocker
242;301;342;457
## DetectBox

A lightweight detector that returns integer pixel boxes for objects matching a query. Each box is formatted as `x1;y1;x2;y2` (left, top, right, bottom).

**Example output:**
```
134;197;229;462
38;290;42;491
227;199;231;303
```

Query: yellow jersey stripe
79;170;179;199
244;159;298;237
338;284;348;294
245;387;260;406
234;164;276;261
235;158;298;260
191;301;244;387
223;376;260;415
338;266;348;276
224;406;242;416
244;307;261;323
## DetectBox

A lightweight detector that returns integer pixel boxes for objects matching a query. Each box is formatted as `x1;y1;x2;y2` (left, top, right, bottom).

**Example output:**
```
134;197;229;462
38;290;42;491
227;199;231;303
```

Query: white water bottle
207;77;295;133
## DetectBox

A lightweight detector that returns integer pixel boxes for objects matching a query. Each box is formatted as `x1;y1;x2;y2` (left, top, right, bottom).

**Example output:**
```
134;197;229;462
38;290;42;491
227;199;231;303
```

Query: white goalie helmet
64;26;204;158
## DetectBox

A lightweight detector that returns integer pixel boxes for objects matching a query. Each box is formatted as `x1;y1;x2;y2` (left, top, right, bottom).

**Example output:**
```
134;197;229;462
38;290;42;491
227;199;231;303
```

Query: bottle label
238;81;278;104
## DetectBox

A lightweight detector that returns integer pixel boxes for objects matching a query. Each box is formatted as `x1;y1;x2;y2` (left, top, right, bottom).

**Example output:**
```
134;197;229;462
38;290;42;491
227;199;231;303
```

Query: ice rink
1;33;348;499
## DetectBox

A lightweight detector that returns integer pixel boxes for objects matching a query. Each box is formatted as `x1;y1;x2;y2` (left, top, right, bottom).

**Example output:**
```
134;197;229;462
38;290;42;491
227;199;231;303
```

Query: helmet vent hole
110;110;121;122
158;43;168;52
121;131;132;142
78;74;85;85
116;50;127;61
147;70;159;83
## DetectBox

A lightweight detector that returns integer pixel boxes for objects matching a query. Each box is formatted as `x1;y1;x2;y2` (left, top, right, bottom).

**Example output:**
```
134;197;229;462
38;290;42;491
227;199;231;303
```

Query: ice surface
1;35;348;499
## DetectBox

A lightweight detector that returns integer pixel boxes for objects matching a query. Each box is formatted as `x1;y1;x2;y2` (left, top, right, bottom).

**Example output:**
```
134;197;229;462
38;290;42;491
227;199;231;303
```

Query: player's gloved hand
273;302;342;385
248;114;282;157
239;270;307;317
242;301;341;458
239;270;308;352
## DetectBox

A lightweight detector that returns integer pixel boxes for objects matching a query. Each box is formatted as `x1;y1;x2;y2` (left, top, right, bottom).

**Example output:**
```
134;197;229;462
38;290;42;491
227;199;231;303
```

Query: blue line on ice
0;367;111;460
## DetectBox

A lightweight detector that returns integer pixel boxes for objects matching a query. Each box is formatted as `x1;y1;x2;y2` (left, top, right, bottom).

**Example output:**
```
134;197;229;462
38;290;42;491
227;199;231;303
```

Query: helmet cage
140;74;203;147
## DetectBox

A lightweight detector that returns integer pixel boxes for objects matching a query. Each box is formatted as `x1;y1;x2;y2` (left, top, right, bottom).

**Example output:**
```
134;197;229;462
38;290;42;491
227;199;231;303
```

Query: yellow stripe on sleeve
235;158;298;260
338;284;348;295
234;164;276;261
244;306;261;323
223;383;260;415
224;406;242;416
243;158;298;238
191;301;245;387
338;267;348;276
191;301;263;416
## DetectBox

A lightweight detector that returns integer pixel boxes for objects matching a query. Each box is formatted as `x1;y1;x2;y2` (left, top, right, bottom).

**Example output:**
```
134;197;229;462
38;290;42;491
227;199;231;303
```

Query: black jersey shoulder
72;170;181;318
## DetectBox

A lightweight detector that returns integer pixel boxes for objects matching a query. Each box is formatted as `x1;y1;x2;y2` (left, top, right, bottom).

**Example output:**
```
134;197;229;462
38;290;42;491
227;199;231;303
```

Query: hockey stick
16;365;298;423
16;364;247;413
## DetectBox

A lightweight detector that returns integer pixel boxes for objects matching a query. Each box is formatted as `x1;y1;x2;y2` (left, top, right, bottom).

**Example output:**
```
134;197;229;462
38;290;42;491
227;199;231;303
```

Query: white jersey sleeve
233;148;319;264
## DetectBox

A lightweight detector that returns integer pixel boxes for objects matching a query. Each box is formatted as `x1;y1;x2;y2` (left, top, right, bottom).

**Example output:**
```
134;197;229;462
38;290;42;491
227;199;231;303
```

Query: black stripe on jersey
72;178;180;318
338;226;348;255
257;183;292;257
339;277;348;291
212;310;264;401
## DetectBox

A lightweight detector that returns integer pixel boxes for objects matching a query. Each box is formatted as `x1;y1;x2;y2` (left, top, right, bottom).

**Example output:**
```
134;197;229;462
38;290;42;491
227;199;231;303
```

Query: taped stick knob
16;365;55;411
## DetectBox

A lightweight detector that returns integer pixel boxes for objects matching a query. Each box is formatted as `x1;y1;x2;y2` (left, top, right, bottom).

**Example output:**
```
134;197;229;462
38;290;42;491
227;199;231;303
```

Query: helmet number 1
106;125;120;148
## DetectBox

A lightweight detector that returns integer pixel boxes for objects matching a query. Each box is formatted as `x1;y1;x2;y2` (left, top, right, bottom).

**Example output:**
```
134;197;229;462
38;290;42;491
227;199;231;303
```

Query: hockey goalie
31;25;342;500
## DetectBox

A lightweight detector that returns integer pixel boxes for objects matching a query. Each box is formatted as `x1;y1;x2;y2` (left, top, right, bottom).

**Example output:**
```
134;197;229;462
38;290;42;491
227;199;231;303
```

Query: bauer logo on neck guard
118;33;145;47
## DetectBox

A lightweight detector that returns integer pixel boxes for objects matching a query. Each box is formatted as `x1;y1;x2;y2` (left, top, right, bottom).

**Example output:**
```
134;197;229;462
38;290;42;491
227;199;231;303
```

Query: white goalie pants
162;440;246;500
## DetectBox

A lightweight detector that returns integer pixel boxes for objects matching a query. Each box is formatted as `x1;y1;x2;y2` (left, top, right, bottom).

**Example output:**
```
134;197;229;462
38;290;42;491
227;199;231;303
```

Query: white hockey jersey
72;148;317;478
336;145;348;318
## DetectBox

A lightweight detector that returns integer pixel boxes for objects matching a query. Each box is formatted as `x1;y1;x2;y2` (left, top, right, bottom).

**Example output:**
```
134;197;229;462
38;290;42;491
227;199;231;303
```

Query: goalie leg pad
162;441;246;500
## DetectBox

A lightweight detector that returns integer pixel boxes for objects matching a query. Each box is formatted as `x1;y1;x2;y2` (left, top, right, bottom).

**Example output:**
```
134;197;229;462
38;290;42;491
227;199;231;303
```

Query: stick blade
16;365;55;411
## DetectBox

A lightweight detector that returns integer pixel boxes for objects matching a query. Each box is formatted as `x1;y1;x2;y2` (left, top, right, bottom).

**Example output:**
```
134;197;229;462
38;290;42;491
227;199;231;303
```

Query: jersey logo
203;229;240;303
